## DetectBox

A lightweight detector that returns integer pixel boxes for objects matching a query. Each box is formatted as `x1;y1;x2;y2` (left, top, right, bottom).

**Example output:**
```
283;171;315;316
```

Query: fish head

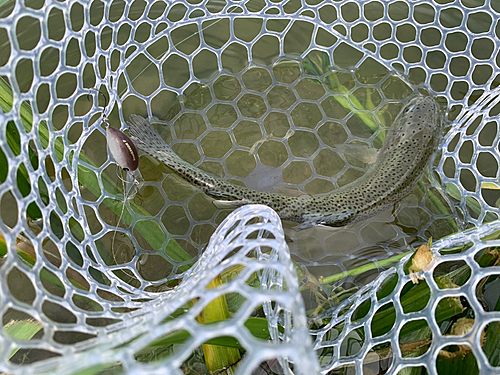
400;96;439;125
389;96;441;147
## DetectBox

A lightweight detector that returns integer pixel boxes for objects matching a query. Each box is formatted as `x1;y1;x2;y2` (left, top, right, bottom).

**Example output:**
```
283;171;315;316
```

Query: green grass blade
4;320;44;359
0;76;191;263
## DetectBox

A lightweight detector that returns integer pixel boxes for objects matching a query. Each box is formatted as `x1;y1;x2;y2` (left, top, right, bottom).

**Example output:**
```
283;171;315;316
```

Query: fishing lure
89;89;143;189
88;90;144;267
106;124;140;182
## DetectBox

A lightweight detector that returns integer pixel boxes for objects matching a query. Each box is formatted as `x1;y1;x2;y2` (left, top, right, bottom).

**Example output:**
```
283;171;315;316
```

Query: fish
127;96;441;230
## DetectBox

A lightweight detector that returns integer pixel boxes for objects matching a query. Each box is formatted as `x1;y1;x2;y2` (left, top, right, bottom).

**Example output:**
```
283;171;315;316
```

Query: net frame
0;0;499;374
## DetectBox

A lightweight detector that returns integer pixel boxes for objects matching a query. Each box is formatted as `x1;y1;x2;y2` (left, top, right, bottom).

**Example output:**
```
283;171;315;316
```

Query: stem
195;275;241;374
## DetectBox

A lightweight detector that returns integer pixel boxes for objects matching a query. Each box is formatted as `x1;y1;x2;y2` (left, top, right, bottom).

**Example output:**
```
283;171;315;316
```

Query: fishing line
88;89;143;272
120;4;240;97
103;1;246;269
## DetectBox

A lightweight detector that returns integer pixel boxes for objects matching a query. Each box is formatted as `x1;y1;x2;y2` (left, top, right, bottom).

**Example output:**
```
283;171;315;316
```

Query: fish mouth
407;95;435;107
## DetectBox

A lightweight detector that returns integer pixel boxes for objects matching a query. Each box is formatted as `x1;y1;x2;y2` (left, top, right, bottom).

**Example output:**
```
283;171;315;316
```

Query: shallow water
3;0;500;372
1;4;467;308
81;52;460;302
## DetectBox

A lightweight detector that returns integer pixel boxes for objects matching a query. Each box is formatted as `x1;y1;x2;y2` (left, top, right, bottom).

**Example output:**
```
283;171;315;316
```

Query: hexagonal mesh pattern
0;0;499;373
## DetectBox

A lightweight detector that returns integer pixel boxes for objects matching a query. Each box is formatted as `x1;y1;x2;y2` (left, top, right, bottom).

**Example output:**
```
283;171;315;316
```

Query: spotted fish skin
128;96;440;230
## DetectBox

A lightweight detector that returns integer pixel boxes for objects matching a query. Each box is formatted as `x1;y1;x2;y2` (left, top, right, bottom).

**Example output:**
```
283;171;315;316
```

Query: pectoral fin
212;199;247;209
334;143;379;164
293;220;316;231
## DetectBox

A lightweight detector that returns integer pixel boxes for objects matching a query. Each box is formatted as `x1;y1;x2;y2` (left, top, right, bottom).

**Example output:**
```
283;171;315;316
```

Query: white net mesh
0;0;499;373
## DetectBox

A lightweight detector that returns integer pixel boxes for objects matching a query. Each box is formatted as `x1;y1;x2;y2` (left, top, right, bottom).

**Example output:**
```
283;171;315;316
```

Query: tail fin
127;115;173;156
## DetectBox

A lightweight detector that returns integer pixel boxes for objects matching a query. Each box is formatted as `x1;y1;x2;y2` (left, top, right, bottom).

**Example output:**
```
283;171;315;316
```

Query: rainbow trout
128;96;441;230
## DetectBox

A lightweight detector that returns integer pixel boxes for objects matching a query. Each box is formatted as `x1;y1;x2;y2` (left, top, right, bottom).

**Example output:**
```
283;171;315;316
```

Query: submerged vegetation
2;46;500;374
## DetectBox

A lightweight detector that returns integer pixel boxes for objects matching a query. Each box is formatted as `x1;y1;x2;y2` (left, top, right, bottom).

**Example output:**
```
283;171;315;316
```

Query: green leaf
71;362;123;375
0;146;7;183
149;317;273;350
4;319;43;359
370;280;464;339
316;251;410;287
436;346;479;374
302;52;379;132
196;275;241;372
482;182;500;190
483;321;500;366
4;319;42;341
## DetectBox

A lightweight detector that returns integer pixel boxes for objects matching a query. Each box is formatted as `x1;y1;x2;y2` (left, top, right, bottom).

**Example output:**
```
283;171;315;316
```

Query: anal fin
295;211;355;231
212;200;247;209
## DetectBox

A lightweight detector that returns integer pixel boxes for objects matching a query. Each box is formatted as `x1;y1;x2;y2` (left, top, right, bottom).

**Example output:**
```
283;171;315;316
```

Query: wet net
0;0;499;373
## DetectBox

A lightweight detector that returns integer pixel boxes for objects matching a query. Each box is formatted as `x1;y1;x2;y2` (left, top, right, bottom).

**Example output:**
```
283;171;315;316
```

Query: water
1;3;465;317
75;25;460;317
2;0;498;373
